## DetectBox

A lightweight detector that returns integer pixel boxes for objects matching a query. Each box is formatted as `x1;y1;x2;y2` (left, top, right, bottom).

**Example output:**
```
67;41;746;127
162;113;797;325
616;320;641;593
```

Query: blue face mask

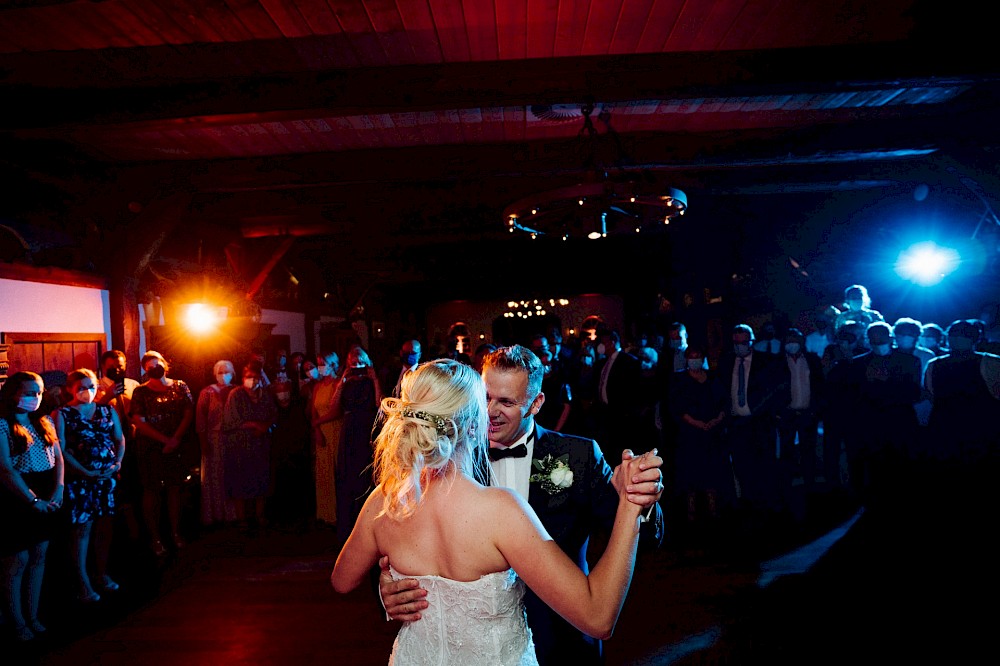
734;343;751;358
404;353;419;367
784;342;801;355
873;343;892;357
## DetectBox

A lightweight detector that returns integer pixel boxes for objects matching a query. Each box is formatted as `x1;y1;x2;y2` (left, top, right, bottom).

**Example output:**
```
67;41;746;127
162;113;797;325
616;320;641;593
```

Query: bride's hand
612;448;663;508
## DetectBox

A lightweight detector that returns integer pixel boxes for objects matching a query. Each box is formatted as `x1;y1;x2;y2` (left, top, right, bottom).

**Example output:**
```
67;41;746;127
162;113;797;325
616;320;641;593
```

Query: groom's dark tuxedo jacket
521;424;664;666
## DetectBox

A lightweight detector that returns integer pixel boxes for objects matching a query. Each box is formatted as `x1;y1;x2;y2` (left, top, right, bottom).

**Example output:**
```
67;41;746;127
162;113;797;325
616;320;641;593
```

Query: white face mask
686;358;706;371
76;386;97;404
784;342;801;355
848;300;864;311
18;395;42;412
217;373;233;386
596;343;606;356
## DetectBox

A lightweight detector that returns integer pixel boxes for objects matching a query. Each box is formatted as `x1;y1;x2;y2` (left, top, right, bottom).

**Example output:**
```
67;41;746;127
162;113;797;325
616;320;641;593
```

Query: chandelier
504;104;687;240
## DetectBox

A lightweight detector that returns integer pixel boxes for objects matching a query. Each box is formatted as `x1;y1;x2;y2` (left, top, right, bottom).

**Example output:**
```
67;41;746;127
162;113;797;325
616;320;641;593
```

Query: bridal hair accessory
400;408;451;436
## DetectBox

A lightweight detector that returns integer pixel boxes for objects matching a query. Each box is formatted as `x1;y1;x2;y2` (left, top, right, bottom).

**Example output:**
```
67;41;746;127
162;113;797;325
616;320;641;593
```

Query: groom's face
483;367;541;447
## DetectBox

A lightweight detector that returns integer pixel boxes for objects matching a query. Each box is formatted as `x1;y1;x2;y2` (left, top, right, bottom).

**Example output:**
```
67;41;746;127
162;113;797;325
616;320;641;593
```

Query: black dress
1;417;60;557
335;375;378;542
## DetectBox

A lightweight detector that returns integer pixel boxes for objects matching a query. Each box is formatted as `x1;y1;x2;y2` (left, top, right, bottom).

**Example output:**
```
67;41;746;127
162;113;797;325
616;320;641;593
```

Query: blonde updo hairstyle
374;358;489;519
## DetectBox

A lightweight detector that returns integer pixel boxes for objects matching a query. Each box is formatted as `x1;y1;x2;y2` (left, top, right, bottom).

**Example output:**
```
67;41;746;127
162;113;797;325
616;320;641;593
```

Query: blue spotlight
895;241;961;286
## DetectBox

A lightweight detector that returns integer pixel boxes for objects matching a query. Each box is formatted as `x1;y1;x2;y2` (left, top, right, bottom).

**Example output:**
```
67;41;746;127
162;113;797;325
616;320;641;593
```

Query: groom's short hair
483;345;544;398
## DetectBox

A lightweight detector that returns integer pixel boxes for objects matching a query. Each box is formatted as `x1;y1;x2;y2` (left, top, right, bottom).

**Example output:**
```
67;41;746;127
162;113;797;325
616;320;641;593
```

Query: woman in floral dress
56;369;125;602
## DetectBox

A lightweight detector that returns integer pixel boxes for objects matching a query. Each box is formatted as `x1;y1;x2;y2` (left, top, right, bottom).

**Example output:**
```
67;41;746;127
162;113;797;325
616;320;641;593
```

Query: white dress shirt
490;428;535;500
786;354;811;410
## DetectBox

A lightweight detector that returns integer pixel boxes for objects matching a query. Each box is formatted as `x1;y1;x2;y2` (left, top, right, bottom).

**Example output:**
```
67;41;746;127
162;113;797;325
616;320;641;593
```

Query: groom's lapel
527;424;548;507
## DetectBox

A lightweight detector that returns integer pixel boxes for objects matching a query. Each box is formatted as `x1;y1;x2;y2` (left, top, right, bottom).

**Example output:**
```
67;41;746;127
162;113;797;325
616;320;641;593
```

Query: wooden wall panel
1;334;105;379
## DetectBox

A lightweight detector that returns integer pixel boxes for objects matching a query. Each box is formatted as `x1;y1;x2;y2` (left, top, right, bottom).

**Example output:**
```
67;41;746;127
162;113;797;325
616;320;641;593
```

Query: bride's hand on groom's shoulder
612;448;664;508
378;556;429;622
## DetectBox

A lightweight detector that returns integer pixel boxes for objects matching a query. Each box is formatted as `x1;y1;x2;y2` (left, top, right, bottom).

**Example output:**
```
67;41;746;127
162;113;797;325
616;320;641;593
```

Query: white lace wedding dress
388;566;538;665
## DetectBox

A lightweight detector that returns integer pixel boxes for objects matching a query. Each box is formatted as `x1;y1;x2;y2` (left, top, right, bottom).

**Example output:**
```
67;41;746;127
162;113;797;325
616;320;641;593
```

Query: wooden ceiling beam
4;42;999;130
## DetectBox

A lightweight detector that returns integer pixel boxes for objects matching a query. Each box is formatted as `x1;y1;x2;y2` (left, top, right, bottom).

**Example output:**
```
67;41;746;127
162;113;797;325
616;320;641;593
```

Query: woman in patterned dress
55;368;125;602
129;351;194;556
0;371;65;642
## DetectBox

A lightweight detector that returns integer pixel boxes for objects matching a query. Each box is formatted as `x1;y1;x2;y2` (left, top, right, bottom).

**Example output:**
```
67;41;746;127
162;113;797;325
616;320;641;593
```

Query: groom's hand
612;448;664;508
378;556;428;622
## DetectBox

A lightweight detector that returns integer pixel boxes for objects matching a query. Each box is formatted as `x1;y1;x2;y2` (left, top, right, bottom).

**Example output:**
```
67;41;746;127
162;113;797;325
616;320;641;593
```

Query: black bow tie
488;444;528;461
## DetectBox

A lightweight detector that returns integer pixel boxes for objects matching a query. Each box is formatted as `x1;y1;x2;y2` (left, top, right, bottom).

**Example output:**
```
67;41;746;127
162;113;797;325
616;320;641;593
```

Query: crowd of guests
3;282;998;645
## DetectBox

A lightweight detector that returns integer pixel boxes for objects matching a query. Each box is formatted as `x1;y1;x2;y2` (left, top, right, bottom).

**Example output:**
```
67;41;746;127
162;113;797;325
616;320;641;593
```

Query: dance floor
6;471;994;665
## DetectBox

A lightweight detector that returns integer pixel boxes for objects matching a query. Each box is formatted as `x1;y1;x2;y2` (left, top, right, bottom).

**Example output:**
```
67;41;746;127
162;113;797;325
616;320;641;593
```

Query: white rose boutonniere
530;454;574;495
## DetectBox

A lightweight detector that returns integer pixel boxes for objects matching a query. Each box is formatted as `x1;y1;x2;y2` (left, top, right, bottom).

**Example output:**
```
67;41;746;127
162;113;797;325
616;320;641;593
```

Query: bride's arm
331;488;383;593
495;453;645;640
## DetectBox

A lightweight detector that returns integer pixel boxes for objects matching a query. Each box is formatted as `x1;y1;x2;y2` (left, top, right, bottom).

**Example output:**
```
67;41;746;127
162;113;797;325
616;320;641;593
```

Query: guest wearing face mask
893;318;935;378
822;321;867;377
95;350;141;541
775;329;826;487
822;327;863;490
221;361;278;532
893;317;935;439
310;352;341;526
718;324;788;519
669;347;729;550
833;284;884;331
564;342;600;440
55;369;125;603
535;349;572;433
381;339;422;399
925;320;1000;465
752;322;782;356
299;359;319;401
195;360;238;528
1;372;64;642
667;322;689;373
919;323;948;357
846;322;921;504
331;346;381;544
130;351;194;556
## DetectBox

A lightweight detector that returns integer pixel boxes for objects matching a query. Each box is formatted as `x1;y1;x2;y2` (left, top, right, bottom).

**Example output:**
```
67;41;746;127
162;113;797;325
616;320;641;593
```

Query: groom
380;345;664;665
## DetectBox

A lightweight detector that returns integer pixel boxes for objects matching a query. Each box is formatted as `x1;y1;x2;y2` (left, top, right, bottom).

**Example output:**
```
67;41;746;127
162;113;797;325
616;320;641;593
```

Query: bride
332;359;647;665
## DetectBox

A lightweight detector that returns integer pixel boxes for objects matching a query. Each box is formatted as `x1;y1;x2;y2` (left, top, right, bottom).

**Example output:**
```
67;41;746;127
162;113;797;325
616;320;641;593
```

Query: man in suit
379;345;664;665
847;322;921;502
594;327;643;463
379;338;422;398
717;323;788;513
775;328;826;487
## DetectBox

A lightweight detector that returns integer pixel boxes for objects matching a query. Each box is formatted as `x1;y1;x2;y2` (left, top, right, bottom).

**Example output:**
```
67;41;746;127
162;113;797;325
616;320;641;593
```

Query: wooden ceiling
3;0;1000;306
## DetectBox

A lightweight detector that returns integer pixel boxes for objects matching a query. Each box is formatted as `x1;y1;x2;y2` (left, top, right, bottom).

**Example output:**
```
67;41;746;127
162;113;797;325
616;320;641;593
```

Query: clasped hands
612;448;664;509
